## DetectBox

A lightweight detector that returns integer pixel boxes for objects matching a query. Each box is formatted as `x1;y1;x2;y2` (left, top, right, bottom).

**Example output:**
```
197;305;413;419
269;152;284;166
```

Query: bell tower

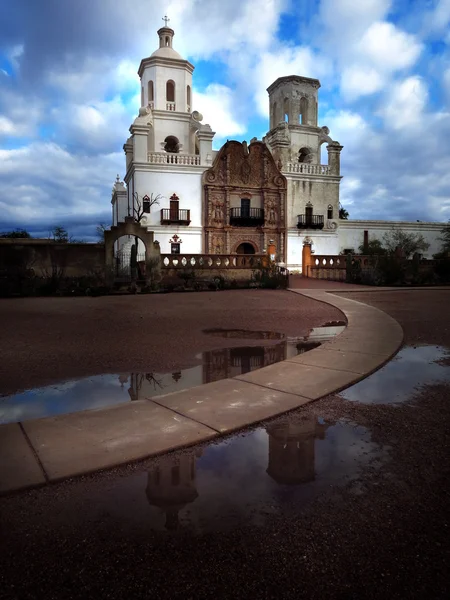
265;75;322;166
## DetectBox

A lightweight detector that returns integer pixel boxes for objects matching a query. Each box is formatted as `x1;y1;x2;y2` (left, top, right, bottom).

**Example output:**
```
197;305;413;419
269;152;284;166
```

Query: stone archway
104;217;160;287
236;242;256;255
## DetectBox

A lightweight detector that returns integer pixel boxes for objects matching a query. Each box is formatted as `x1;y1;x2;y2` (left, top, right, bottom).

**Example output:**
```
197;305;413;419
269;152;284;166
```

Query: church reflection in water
145;450;203;531
120;339;320;402
145;414;330;530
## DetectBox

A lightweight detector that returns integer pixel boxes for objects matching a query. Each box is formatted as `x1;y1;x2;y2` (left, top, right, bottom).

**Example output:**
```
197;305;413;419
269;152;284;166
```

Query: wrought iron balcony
297;214;324;230
230;207;265;227
160;208;191;225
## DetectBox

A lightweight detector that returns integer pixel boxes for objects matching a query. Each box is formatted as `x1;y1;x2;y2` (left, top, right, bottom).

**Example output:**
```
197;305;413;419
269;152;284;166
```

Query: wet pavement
0;325;346;424
1;290;449;599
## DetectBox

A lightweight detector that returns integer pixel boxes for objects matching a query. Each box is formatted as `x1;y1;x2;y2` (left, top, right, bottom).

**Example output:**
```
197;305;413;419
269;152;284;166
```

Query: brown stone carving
203;141;286;191
202;140;287;261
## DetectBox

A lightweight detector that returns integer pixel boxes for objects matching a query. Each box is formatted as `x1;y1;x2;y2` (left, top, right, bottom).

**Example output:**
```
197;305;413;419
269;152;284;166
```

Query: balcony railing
230;207;265;227
166;102;176;111
148;152;201;166
161;208;191;225
297;215;324;230
285;163;331;175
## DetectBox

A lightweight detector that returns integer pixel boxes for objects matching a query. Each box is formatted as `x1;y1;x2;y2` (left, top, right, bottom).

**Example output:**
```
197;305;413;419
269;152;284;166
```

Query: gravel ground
0;290;343;395
1;289;449;599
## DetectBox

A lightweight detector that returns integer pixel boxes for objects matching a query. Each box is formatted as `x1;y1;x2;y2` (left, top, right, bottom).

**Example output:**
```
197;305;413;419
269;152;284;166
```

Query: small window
142;195;151;213
300;97;308;124
283;97;289;123
166;80;175;102
165;36;169;46
171;243;180;254
187;85;191;107
148;80;154;102
327;206;333;219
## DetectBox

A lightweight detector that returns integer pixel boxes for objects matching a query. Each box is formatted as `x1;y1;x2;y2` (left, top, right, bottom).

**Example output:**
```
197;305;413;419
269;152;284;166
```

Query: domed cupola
137;17;194;113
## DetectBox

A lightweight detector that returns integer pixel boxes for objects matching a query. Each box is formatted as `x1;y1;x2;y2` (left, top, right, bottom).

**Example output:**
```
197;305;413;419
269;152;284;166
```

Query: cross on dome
162;15;170;27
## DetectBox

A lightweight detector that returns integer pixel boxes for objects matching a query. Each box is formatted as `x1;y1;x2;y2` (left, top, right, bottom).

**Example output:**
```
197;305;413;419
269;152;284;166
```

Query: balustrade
166;102;176;111
161;254;267;269
285;163;331;175
148;152;201;166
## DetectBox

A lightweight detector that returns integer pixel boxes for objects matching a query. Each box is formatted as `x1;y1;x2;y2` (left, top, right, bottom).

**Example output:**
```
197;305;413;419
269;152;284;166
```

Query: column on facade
327;142;344;176
197;124;215;166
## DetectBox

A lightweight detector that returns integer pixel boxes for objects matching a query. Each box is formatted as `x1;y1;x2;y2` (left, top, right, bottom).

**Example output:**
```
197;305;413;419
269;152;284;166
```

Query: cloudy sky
1;0;449;240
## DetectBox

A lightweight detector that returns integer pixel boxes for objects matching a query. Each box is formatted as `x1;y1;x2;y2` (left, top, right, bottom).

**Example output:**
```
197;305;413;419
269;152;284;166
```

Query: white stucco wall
127;167;204;254
286;176;340;227
286;229;340;270
338;220;444;258
151;227;203;254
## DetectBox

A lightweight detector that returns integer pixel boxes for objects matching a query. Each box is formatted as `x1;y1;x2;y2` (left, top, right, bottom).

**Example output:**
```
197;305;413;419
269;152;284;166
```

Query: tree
49;226;85;243
96;223;108;242
132;192;162;223
382;227;430;258
51;226;69;243
0;228;32;238
438;220;450;254
339;204;349;220
131;192;163;274
358;238;386;255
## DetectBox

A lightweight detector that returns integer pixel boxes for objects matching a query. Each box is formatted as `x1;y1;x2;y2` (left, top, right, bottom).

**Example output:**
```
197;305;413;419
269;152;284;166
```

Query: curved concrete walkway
0;290;403;495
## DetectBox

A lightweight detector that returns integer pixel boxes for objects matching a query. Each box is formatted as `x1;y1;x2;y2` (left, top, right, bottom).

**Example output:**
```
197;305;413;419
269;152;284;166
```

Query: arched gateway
104;217;161;287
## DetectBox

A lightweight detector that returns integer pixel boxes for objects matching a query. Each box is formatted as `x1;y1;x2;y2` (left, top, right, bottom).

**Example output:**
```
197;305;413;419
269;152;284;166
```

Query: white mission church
111;23;443;271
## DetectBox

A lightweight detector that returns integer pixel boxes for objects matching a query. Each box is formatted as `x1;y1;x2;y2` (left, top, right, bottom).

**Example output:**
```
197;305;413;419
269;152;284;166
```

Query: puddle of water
203;329;285;340
77;416;386;534
1;324;344;424
339;345;450;405
0;341;313;424
203;324;346;342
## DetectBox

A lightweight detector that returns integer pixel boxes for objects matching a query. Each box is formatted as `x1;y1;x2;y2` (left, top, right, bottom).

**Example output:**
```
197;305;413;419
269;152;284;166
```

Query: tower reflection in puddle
266;418;330;485
143;414;380;532
146;450;203;531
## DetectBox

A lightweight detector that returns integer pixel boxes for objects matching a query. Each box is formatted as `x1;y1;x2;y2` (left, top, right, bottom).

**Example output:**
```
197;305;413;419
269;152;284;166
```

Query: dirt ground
0;290;343;395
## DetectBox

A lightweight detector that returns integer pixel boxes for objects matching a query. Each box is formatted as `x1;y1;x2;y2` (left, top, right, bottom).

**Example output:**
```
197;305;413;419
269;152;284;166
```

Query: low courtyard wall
305;252;446;285
0;239;104;277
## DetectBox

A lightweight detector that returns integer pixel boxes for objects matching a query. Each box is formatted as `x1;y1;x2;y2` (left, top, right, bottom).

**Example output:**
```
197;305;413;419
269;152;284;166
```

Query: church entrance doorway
236;242;255;255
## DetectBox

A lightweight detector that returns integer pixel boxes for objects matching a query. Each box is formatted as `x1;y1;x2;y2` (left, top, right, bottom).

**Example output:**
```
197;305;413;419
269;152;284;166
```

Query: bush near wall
345;254;450;286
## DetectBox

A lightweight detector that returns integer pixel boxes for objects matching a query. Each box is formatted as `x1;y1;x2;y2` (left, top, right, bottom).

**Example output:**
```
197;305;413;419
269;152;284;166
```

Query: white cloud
253;46;332;116
357;21;423;72
194;84;246;138
340;66;384;100
379;76;428;130
0;142;121;223
0;116;16;135
167;0;287;58
319;0;392;51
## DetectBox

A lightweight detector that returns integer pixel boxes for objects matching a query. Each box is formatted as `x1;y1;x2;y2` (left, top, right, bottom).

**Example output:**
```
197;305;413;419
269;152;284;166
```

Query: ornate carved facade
202;140;287;259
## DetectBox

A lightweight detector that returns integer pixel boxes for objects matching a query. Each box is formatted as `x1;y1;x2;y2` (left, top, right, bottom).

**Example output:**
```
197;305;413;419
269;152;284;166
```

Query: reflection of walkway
146;450;202;530
266;417;330;485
